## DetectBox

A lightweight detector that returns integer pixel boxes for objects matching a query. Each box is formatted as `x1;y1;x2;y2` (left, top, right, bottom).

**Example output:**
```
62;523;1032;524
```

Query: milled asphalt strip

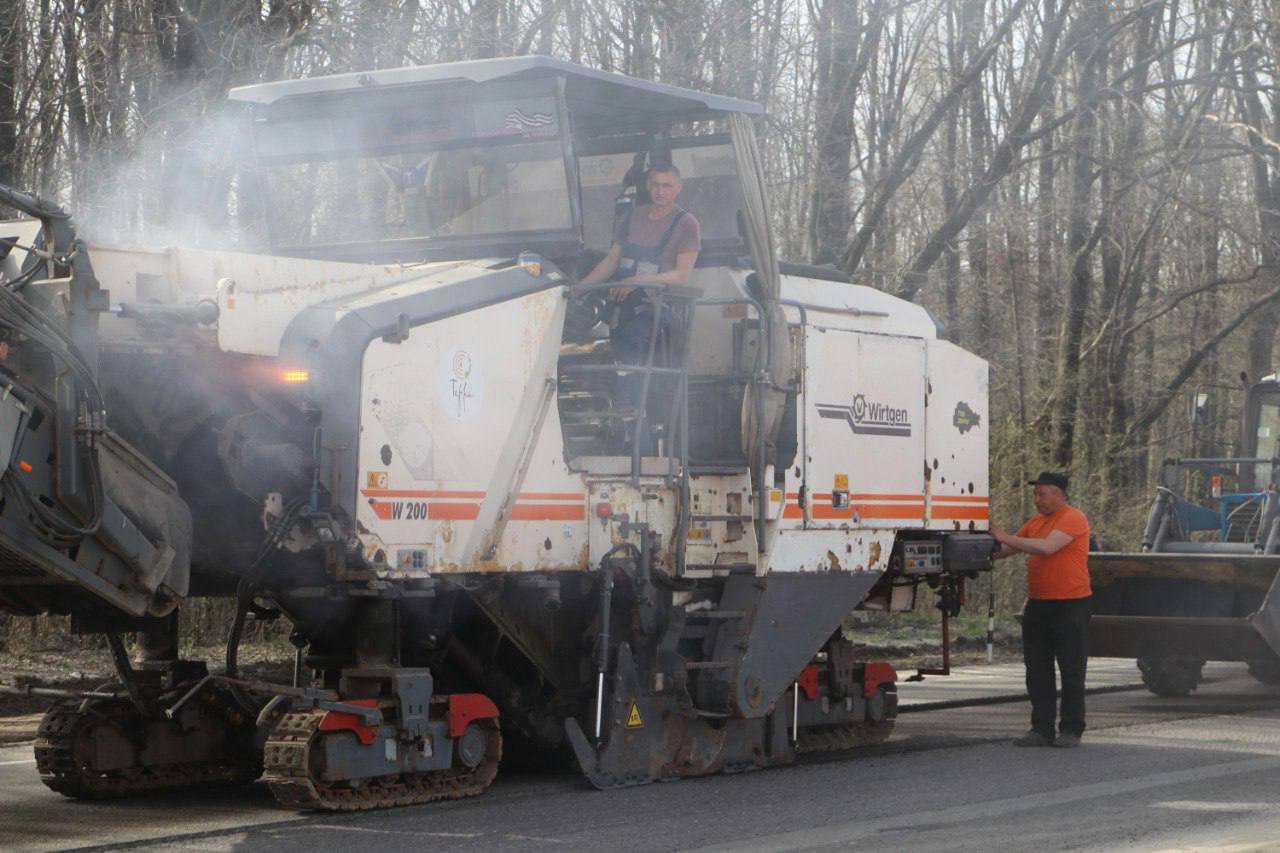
686;754;1280;853
898;681;1148;713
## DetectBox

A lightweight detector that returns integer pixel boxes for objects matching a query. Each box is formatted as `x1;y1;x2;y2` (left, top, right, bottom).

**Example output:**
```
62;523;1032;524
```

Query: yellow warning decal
626;702;643;728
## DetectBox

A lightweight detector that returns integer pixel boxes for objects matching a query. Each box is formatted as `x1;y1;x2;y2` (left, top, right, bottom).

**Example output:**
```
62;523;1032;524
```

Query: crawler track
264;707;501;811
34;695;260;798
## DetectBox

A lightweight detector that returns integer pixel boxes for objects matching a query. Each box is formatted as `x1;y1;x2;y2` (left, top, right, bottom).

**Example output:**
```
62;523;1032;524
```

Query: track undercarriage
263;703;501;811
26;565;907;811
35;692;261;798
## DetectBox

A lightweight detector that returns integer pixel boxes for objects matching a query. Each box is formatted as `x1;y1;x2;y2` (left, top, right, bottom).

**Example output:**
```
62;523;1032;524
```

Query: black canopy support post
555;74;583;248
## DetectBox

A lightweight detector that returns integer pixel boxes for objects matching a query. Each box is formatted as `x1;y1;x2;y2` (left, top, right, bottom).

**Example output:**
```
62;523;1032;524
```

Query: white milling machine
0;57;992;809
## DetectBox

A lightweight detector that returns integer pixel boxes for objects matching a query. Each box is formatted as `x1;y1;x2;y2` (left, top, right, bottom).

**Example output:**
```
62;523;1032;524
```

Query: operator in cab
576;164;702;371
990;472;1092;749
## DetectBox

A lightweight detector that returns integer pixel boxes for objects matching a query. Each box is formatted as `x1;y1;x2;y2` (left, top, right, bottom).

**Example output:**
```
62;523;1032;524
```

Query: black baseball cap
1028;471;1069;492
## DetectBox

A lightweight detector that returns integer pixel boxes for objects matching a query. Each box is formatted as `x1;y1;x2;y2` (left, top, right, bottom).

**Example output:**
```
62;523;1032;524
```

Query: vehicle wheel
1246;658;1280;685
1137;657;1204;697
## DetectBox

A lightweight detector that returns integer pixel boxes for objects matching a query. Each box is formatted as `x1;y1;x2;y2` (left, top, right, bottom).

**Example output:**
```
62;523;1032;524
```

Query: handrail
561;287;781;564
566;285;700;486
690;295;772;556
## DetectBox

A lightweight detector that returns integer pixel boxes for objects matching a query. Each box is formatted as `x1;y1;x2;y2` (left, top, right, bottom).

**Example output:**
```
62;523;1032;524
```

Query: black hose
0;271;107;545
2;263;42;291
225;498;307;678
225;600;250;679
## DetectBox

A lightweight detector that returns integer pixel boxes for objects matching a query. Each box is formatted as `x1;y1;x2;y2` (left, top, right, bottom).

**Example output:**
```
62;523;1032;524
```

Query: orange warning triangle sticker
625;702;643;728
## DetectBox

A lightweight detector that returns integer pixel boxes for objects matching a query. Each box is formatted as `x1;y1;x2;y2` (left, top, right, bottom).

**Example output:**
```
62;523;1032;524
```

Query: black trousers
1022;596;1092;737
612;295;671;428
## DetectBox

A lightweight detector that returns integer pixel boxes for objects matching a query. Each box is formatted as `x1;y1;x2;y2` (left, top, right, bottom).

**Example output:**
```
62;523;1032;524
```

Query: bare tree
808;0;885;266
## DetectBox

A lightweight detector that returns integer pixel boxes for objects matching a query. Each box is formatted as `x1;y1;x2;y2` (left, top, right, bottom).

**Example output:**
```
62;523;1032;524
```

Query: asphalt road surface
4;660;1280;852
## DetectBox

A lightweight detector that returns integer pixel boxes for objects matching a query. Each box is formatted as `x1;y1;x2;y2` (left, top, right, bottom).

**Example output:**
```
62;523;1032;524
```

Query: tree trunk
1036;84;1057;371
1100;4;1158;512
897;0;1071;302
1051;1;1104;468
809;0;883;266
657;0;701;88
1239;36;1280;383
842;0;1031;276
941;4;961;333
962;0;990;351
470;0;502;59
0;0;17;190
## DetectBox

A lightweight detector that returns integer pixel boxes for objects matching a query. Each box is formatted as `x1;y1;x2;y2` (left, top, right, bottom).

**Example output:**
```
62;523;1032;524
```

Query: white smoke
73;104;266;254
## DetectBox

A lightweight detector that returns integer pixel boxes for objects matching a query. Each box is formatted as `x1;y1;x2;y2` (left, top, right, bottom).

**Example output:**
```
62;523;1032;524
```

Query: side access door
803;329;927;529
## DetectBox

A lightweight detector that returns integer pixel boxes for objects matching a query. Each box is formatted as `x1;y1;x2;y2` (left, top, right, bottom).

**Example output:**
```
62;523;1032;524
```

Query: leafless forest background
2;0;1280;648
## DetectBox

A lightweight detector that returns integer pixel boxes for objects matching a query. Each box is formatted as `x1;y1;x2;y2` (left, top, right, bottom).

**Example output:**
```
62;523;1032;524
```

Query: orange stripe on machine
806;504;926;521
929;506;990;520
361;489;584;501
510;504;585;521
364;491;586;523
780;493;991;522
786;492;931;503
364;489;486;499
849;493;926;502
428;503;481;521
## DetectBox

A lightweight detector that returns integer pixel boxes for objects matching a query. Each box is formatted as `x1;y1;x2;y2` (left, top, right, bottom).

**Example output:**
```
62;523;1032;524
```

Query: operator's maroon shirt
613;205;702;272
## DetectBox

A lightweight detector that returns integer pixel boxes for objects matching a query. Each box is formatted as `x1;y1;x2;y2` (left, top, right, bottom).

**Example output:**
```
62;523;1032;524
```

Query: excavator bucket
1088;552;1280;661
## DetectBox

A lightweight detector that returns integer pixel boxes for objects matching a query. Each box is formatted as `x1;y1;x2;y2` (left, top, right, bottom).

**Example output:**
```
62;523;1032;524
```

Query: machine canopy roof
227;56;764;127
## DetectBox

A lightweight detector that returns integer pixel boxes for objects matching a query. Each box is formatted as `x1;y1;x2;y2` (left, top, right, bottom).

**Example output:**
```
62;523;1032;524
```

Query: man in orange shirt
991;471;1091;748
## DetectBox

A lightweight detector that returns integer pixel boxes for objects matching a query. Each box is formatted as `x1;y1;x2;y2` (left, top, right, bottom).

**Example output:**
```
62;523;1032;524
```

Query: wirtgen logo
817;393;913;437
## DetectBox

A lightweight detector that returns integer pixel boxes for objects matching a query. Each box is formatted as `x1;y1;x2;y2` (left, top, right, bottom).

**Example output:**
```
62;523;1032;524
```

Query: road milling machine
0;57;993;810
1091;377;1280;696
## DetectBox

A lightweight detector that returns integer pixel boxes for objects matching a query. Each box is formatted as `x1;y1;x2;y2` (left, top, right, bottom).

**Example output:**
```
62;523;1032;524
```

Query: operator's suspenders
617;208;687;278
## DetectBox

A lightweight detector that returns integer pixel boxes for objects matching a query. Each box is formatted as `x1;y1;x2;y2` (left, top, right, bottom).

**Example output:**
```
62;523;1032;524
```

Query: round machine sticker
441;349;484;418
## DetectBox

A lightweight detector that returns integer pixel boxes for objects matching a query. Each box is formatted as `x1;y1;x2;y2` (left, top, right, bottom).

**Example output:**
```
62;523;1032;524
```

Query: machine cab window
248;84;576;258
234;57;779;476
235;58;760;267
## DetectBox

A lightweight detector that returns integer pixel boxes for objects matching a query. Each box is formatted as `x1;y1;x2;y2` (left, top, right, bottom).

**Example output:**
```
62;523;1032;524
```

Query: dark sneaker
1055;732;1082;748
1013;731;1055;747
